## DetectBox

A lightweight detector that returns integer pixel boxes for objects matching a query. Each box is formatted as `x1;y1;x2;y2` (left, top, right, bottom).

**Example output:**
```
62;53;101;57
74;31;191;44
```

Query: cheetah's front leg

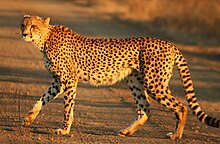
22;79;64;126
55;79;78;135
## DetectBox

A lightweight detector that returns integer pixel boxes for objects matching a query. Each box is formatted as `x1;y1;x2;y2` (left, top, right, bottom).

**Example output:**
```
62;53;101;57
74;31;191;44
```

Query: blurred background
67;0;220;46
76;0;217;46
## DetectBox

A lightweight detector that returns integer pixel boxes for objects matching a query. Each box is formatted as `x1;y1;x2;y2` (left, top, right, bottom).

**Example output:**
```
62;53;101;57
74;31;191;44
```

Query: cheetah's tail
174;47;219;128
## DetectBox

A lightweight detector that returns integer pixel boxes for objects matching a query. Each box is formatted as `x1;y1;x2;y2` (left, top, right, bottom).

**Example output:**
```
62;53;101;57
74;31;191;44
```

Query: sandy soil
0;0;219;143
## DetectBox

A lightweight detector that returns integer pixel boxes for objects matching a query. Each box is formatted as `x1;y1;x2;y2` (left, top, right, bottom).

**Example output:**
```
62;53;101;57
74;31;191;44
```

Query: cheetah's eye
31;25;37;29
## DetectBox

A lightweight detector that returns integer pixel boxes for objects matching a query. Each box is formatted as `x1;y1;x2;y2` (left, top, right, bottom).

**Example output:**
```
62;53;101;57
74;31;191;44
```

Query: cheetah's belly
78;67;132;86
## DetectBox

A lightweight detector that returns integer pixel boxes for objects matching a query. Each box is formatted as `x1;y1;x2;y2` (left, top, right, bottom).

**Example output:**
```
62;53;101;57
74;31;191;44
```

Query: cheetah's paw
54;128;70;135
118;129;133;137
21;112;37;126
166;132;182;139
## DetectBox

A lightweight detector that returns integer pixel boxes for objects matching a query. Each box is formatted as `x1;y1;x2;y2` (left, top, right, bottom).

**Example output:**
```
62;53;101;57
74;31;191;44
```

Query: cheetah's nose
22;33;28;37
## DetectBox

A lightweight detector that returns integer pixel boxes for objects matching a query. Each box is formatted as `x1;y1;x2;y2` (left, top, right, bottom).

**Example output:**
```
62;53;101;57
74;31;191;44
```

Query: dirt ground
0;0;219;143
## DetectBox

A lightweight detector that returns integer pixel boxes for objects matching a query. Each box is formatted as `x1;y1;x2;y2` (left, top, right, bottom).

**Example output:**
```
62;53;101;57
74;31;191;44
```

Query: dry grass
126;0;220;35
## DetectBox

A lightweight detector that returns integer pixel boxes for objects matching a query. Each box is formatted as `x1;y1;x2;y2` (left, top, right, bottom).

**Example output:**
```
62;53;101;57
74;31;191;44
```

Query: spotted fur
20;15;219;139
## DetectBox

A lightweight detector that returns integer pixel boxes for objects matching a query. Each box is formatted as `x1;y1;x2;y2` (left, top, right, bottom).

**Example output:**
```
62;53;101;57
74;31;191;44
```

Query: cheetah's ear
24;15;30;18
44;17;50;25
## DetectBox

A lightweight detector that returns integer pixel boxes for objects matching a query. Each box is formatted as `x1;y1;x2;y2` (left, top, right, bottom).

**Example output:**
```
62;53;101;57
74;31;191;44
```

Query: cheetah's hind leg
119;71;150;137
149;88;188;139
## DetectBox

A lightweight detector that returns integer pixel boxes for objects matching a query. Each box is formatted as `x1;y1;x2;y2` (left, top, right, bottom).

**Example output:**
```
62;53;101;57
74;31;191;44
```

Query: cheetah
20;15;219;139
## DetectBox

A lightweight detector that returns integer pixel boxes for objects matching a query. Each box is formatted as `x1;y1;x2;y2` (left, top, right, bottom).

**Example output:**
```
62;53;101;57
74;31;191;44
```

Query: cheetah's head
21;15;50;42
